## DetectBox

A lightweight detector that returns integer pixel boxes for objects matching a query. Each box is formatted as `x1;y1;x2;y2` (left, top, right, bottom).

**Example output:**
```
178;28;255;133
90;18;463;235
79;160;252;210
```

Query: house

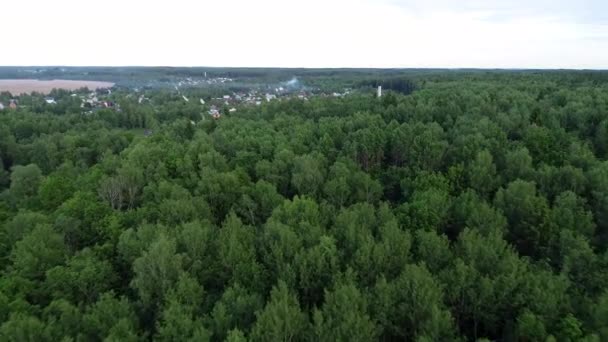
0;103;4;110
9;99;17;109
265;94;277;102
229;108;237;113
138;95;152;104
45;97;57;104
208;105;221;119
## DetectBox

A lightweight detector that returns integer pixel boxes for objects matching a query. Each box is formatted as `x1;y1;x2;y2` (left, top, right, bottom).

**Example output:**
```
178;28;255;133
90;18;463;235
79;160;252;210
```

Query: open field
0;79;114;95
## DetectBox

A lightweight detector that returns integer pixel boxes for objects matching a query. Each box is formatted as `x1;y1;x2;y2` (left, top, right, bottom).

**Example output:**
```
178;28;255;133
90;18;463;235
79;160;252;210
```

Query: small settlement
195;87;316;119
0;75;353;123
78;90;118;115
9;99;17;109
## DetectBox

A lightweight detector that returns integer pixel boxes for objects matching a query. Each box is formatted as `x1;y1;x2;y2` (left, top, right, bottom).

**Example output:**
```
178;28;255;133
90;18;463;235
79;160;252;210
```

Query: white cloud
1;0;606;68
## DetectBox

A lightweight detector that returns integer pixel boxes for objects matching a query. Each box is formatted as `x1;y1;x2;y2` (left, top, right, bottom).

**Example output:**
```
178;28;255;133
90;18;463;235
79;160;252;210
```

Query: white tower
377;85;382;98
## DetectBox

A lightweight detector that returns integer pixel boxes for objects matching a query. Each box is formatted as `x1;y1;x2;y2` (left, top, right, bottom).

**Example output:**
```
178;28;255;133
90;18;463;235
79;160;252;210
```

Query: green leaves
494;180;550;258
250;281;309;342
8;164;42;209
155;275;209;342
210;284;263;341
467;149;500;197
371;265;455;341
45;248;116;304
0;313;50;342
218;214;264;291
130;235;184;309
81;292;140;341
323;160;382;207
313;282;377;342
291;154;325;198
10;224;66;281
2;72;608;341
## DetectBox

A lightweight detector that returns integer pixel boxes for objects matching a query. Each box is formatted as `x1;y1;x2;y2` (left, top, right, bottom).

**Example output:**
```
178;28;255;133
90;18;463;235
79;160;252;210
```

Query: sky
1;0;607;69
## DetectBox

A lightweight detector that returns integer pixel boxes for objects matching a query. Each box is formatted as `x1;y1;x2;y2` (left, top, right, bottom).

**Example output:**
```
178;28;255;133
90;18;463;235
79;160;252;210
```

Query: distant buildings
209;106;221;119
0;102;4;110
45;97;57;104
75;91;120;112
9;99;17;109
127;82;351;118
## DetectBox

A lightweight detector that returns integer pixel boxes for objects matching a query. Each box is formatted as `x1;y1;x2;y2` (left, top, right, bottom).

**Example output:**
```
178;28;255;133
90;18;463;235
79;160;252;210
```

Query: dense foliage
1;71;608;341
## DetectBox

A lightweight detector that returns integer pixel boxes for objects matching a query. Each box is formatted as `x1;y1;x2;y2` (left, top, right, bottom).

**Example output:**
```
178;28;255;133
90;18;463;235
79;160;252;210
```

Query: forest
1;70;608;341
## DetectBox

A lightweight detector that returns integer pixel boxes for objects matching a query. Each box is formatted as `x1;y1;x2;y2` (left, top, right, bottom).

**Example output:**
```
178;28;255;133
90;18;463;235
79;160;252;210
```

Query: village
0;88;118;114
0;99;18;110
195;86;354;119
0;76;356;122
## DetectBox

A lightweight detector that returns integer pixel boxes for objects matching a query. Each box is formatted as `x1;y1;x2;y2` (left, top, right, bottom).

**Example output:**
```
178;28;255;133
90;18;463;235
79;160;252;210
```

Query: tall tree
313;282;377;341
250;281;309;342
8;164;42;208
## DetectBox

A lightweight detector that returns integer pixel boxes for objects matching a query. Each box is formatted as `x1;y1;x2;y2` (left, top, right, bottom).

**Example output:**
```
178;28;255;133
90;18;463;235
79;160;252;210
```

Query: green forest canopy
1;71;608;341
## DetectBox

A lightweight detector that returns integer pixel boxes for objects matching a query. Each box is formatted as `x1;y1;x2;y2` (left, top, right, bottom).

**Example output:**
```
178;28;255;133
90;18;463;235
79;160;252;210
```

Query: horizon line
0;66;607;71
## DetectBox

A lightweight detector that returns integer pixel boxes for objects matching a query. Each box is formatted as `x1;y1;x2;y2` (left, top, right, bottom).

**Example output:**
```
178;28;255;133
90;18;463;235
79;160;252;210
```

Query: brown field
0;79;115;95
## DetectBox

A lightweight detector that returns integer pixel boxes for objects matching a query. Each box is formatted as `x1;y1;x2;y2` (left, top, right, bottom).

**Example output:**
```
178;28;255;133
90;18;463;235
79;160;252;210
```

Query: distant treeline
357;77;417;95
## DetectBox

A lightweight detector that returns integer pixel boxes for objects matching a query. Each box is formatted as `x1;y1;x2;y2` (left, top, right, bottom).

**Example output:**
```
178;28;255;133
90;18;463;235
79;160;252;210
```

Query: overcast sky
2;0;606;69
